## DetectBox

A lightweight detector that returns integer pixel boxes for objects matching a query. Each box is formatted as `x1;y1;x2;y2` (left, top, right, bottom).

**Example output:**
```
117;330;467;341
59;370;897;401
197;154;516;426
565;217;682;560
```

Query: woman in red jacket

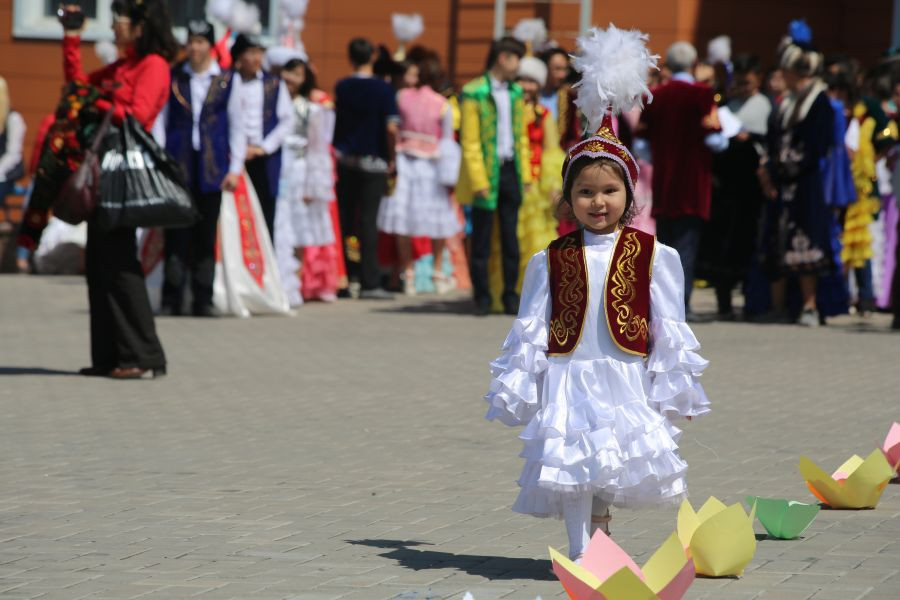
62;0;177;379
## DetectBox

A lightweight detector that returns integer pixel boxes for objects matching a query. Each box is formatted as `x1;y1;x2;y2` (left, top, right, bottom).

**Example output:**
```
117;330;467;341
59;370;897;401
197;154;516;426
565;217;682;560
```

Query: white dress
485;230;710;517
274;97;336;306
377;108;462;239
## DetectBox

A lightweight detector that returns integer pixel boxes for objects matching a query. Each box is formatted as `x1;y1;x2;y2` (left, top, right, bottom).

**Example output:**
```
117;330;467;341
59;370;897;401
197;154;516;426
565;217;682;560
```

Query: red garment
527;106;547;180
640;80;721;220
63;35;170;131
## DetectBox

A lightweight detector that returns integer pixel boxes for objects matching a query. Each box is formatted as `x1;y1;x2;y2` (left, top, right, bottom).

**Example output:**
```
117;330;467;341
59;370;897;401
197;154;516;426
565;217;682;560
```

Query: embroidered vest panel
261;72;283;197
547;230;588;356
603;227;654;356
547;227;655;357
165;67;234;193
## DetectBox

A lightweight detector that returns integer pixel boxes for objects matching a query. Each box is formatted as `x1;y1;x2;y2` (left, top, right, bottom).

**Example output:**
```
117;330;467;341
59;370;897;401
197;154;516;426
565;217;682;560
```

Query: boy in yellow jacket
458;37;532;315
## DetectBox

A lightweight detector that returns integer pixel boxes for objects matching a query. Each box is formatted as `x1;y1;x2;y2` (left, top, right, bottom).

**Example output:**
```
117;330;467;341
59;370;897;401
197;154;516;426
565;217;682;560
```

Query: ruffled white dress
377;108;462;239
485;229;710;517
274;97;337;307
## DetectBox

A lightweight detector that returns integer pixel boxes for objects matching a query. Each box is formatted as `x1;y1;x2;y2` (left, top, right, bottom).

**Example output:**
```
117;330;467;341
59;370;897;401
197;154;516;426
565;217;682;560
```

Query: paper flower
676;497;757;577
798;449;893;509
549;531;694;600
746;497;819;539
883;422;900;472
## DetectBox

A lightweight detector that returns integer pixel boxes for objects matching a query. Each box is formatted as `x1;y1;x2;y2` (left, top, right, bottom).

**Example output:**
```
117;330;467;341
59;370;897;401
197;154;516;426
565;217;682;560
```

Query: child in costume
484;25;710;562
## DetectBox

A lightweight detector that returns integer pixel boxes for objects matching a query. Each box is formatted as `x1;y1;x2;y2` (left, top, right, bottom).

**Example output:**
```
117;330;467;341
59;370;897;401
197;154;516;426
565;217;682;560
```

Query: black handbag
94;115;197;231
53;109;114;225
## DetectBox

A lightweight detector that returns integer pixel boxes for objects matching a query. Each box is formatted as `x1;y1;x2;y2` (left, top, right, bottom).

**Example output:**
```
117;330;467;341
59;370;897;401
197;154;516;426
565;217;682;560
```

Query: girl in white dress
484;25;710;562
274;58;338;305
377;54;462;295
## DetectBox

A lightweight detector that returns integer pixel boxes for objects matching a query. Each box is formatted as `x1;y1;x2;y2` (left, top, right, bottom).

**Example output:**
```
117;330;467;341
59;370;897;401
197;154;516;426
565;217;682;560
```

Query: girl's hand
686;416;693;422
58;4;86;34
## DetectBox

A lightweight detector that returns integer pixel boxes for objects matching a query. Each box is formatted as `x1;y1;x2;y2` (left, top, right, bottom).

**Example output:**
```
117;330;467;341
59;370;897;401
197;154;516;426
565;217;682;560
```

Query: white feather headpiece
206;0;260;34
392;13;424;43
512;18;547;50
707;35;731;65
572;24;659;133
280;0;309;20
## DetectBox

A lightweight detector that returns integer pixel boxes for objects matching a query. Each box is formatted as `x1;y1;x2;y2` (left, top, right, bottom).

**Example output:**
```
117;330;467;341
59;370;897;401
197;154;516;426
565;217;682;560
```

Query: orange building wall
0;0;892;172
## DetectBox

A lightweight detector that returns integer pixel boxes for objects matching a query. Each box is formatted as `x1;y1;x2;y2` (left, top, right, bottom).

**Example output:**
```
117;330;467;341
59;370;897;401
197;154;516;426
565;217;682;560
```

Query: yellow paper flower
798;449;893;509
676;497;757;577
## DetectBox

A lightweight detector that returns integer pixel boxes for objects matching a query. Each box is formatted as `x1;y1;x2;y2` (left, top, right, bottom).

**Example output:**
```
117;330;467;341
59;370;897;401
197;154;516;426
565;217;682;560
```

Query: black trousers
162;184;222;313
246;156;275;242
335;163;387;291
656;216;704;313
470;160;522;307
86;224;166;370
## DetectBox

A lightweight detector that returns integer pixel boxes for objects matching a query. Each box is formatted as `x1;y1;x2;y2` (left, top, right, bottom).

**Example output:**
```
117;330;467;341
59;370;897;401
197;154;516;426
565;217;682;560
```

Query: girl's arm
484;251;550;427
645;244;711;420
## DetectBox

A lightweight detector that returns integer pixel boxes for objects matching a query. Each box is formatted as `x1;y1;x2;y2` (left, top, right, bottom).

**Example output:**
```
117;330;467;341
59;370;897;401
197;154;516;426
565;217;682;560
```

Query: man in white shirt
160;20;246;317
231;34;294;241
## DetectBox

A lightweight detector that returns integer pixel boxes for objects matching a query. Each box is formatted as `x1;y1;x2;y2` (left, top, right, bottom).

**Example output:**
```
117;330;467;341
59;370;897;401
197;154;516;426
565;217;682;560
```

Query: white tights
562;493;611;559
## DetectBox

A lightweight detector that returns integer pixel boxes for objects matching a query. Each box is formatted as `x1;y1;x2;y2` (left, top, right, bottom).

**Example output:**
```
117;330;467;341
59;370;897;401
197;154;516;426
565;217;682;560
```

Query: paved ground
0;274;898;600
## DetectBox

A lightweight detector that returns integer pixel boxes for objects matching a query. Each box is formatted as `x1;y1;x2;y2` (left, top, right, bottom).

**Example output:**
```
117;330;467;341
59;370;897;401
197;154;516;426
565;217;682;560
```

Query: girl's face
112;14;141;49
282;64;307;96
403;64;419;88
517;77;539;103
569;163;628;235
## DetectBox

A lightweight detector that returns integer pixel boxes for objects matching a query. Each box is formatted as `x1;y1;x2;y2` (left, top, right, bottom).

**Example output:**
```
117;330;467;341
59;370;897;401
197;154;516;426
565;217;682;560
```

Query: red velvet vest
547;227;655;357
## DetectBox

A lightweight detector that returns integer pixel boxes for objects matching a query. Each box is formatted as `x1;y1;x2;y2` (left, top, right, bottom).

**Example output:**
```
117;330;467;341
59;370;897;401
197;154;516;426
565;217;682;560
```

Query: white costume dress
274;96;337;306
377;87;461;239
485;230;710;517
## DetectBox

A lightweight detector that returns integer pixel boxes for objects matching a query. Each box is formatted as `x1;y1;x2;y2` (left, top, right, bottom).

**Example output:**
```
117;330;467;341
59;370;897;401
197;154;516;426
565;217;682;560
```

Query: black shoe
79;366;111;377
503;295;520;316
192;304;221;317
473;298;491;317
159;304;181;317
892;317;900;330
359;288;394;300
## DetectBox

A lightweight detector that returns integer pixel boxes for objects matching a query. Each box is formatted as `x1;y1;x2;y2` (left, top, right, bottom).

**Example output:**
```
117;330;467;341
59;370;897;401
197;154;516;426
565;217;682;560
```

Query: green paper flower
746;496;820;540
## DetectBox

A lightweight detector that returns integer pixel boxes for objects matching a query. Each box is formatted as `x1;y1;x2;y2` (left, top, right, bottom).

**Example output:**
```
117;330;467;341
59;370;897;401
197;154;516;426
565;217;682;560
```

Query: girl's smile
569;162;628;235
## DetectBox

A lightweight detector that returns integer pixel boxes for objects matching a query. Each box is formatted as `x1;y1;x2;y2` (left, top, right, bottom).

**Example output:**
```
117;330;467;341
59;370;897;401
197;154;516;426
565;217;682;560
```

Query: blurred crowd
8;5;900;335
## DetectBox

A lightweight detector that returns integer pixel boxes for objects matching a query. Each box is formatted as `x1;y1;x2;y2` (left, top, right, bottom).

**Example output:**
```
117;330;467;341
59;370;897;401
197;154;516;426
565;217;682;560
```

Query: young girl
274;58;340;305
484;25;710;562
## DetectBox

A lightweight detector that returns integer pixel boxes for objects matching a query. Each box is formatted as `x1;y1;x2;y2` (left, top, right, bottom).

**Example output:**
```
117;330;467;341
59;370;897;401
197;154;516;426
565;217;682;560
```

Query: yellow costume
842;103;879;269
488;102;565;311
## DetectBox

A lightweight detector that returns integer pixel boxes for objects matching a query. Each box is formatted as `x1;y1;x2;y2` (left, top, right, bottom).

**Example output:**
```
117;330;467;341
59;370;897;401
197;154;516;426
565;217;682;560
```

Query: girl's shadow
347;539;555;581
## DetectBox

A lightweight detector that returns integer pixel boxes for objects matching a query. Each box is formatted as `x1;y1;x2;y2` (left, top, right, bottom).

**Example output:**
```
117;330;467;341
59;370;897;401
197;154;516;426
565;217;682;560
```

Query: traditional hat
512;18;549;86
187;19;215;46
562;25;659;195
230;33;265;64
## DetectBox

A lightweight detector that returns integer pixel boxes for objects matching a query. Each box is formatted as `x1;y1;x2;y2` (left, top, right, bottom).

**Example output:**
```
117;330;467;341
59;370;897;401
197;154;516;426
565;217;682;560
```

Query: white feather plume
392;13;424;43
94;39;119;66
207;0;234;24
280;0;309;20
207;0;260;33
230;1;261;34
572;24;659;132
707;35;731;64
512;18;547;47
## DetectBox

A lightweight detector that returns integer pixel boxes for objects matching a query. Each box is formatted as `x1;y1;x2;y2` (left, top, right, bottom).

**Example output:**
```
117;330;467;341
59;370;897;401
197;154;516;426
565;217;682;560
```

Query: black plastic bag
95;115;197;231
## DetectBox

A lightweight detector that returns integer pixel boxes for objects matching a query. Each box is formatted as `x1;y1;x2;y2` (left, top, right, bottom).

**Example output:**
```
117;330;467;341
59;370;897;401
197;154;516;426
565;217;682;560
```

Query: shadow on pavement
370;298;481;316
0;366;79;376
347;539;555;581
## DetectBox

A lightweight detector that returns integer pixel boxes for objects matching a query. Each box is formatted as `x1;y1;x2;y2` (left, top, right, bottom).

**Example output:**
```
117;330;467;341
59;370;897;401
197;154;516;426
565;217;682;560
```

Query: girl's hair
111;0;178;62
283;58;317;99
559;156;637;226
416;52;445;91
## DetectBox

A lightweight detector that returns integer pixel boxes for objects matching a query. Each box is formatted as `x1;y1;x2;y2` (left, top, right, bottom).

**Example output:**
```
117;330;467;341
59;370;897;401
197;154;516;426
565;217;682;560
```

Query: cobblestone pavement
1;275;898;600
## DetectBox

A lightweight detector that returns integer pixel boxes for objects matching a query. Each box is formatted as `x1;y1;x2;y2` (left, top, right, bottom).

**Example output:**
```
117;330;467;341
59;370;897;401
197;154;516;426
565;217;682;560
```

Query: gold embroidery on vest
609;231;649;342
549;235;586;349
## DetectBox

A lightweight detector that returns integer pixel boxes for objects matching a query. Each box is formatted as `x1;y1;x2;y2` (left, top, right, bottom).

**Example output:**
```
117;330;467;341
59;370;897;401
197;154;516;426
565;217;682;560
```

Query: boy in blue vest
160;20;246;317
232;33;294;243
